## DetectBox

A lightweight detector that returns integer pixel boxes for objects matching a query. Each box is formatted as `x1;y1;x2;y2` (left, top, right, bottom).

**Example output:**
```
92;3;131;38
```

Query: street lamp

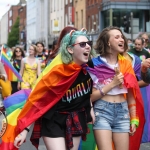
130;12;133;41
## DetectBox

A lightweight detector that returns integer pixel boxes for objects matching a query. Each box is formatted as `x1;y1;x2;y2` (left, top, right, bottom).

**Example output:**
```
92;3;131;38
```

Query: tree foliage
7;17;20;47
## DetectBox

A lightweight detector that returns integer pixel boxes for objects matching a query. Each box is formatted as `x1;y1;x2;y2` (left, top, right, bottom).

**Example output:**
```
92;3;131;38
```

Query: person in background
14;29;95;150
35;42;48;71
127;38;134;50
0;62;7;112
141;58;150;83
18;45;41;90
141;33;150;52
11;47;25;94
129;37;150;61
47;39;58;65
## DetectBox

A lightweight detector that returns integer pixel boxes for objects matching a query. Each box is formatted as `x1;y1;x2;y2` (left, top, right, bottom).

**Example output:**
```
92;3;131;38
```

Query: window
76;12;78;29
81;10;83;28
9;10;12;17
66;0;68;5
9;20;12;27
88;16;90;31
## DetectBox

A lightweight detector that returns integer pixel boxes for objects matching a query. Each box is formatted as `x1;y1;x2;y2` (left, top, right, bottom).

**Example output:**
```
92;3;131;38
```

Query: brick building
73;0;86;29
18;5;26;46
8;6;21;33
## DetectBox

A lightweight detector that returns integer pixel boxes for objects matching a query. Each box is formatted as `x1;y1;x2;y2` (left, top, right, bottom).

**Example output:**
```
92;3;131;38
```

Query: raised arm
141;58;150;83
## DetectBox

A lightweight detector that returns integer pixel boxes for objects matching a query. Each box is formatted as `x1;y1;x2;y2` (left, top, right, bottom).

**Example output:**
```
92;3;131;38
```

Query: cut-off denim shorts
93;99;130;132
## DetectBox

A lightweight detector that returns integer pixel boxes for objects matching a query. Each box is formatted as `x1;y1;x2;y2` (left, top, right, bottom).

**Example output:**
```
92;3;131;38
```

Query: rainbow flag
0;45;22;81
0;89;31;150
128;52;150;143
88;54;145;150
0;53;83;150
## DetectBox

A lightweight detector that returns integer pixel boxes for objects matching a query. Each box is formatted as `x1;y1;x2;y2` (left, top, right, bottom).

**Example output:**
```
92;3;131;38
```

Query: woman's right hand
111;72;124;87
14;130;28;148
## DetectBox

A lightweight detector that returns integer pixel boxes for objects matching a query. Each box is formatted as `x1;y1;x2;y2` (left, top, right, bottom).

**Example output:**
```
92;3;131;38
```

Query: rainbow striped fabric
0;89;31;150
88;54;145;150
0;53;83;150
128;52;150;143
1;45;22;81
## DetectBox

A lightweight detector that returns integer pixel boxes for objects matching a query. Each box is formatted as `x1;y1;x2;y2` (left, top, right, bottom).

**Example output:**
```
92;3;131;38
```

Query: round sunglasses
72;41;93;48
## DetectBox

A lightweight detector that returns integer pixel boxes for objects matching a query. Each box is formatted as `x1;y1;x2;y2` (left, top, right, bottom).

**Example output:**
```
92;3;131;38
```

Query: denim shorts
93;99;130;132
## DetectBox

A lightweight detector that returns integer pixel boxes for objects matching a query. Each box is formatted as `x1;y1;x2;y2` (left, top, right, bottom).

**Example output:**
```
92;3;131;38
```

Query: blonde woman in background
18;45;41;90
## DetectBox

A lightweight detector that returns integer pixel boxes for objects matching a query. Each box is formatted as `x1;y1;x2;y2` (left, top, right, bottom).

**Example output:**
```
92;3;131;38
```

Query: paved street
20;126;150;150
1;125;150;150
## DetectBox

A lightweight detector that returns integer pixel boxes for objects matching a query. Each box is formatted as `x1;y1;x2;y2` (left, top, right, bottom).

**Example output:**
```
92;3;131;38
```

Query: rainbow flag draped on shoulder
128;52;150;143
87;54;145;150
0;53;83;150
1;45;22;81
0;89;31;150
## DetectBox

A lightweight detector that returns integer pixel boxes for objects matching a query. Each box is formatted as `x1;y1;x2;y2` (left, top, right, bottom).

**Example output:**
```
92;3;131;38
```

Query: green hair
60;30;96;64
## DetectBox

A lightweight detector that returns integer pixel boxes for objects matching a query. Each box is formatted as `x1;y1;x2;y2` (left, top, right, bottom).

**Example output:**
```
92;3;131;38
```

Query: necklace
14;59;21;69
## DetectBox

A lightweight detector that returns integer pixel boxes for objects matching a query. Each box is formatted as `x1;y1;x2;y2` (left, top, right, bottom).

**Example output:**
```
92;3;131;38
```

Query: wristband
99;88;105;96
24;128;30;132
130;119;139;127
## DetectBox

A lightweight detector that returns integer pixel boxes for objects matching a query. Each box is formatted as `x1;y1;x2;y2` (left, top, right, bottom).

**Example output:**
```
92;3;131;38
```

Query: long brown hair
95;26;128;56
11;47;25;60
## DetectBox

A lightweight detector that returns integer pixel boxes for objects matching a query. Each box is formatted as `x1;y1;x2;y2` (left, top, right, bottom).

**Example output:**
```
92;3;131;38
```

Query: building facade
65;0;74;27
8;6;22;33
73;0;86;29
99;0;150;33
0;12;8;45
18;5;26;47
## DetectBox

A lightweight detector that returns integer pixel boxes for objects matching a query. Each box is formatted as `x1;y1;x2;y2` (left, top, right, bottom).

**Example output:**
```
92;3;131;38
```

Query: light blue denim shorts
93;99;130;132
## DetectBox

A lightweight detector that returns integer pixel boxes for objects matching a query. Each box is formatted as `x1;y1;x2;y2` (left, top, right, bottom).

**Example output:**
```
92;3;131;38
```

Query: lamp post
130;12;133;41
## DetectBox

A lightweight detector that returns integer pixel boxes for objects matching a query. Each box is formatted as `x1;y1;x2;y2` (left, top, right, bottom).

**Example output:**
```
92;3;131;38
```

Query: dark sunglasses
72;41;93;48
15;50;21;52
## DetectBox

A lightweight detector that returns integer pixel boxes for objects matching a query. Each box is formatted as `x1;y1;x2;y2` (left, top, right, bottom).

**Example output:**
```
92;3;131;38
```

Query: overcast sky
0;0;20;19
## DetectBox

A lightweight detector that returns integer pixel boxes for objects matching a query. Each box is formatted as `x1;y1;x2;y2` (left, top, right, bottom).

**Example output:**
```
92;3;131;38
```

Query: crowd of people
0;26;150;150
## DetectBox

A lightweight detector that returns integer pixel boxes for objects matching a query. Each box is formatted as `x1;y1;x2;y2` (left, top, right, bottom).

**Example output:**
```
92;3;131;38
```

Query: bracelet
99;88;105;96
24;127;30;132
91;106;93;108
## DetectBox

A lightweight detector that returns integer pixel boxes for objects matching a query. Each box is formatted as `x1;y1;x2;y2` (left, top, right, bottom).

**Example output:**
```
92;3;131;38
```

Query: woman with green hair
13;29;95;150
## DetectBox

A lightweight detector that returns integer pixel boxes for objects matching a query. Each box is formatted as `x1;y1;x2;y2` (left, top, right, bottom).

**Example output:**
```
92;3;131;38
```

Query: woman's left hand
129;124;136;136
90;107;95;124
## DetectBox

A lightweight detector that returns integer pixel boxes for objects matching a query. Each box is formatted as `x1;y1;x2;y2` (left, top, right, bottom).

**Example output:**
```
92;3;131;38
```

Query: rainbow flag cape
0;89;31;150
0;45;22;81
128;52;150;143
88;54;145;150
0;53;83;150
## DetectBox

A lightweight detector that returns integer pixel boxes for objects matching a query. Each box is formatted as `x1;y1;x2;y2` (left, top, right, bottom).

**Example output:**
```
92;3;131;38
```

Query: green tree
7;17;20;47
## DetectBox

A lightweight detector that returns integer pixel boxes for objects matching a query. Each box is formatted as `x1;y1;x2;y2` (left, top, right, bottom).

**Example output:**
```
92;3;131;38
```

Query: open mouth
118;43;124;48
83;52;89;56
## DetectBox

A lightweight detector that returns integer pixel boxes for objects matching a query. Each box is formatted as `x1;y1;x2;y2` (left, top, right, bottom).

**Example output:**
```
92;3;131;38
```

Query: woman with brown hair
89;26;144;150
18;45;41;90
11;47;25;94
35;42;48;72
